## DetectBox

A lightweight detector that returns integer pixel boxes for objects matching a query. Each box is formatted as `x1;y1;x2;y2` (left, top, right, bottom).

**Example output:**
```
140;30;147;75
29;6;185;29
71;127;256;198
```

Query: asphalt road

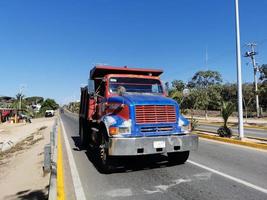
60;112;267;200
197;124;267;139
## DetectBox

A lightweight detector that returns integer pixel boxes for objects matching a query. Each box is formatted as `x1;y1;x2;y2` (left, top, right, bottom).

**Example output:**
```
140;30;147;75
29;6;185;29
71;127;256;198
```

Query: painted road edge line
60;118;87;200
57;127;65;200
188;160;267;195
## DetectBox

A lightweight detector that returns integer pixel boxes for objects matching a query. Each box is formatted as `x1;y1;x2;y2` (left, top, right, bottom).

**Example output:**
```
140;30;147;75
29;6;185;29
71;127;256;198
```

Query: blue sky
0;0;267;104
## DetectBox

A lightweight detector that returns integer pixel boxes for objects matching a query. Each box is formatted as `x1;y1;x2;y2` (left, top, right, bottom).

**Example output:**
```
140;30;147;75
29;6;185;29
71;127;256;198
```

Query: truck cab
79;65;198;172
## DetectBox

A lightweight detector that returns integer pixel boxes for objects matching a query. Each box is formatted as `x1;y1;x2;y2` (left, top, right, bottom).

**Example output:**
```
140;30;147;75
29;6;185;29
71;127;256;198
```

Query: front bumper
108;134;198;156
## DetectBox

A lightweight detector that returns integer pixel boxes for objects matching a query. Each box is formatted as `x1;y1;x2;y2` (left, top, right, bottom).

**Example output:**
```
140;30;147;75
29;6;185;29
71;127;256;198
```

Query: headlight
108;119;132;136
119;127;130;133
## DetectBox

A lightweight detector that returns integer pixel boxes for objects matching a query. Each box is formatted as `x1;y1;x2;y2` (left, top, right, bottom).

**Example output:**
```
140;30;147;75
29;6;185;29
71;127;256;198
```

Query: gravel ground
0;117;54;200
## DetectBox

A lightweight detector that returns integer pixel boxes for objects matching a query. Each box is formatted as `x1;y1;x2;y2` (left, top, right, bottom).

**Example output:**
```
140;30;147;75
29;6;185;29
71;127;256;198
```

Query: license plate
153;141;166;148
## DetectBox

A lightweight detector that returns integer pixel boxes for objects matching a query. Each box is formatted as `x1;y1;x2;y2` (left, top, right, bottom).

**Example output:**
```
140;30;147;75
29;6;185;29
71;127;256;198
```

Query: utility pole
205;46;209;70
245;43;260;117
234;0;244;139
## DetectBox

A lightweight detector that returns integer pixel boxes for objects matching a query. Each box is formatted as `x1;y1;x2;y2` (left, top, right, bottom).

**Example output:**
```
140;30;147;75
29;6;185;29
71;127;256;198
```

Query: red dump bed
90;65;163;79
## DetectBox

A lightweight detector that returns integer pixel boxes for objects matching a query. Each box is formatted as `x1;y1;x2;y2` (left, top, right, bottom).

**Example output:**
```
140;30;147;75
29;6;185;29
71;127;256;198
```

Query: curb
194;131;267;151
47;119;58;200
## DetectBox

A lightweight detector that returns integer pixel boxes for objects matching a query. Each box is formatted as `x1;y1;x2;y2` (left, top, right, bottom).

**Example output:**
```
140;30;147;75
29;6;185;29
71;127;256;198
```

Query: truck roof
90;65;163;79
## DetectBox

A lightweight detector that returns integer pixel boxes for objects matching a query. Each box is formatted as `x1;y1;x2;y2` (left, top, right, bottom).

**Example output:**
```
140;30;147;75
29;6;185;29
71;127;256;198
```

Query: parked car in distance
45;110;55;117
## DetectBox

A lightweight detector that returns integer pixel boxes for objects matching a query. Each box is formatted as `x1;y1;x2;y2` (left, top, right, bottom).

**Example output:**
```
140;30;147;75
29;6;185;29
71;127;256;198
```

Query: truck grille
135;105;176;124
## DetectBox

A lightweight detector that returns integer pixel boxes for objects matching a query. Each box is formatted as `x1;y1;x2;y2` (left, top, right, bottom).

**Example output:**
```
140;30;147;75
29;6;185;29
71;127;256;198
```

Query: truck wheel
168;151;190;165
80;121;89;148
97;129;112;173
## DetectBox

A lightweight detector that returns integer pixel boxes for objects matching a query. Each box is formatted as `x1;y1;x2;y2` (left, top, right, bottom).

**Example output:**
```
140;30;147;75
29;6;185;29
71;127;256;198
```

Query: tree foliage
25;96;44;105
259;64;267;83
40;98;59;113
169;80;184;101
168;68;267;117
172;80;185;91
259;64;267;110
11;93;27;110
217;101;235;137
188;70;222;88
188;70;223;118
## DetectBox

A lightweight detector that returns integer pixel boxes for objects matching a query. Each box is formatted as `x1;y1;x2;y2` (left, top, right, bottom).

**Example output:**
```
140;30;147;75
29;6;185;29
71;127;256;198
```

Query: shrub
217;126;232;137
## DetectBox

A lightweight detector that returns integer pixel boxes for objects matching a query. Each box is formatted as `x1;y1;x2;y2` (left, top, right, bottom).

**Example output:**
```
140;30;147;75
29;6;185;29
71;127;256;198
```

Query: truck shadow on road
71;136;180;174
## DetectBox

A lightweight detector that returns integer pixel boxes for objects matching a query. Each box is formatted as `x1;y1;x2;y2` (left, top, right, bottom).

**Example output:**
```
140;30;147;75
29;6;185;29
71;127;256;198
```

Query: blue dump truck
79;65;198;172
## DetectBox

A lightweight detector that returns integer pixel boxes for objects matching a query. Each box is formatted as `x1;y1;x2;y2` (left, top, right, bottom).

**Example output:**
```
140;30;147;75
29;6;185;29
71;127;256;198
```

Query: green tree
221;83;237;104
25;96;44;105
40;98;59;113
169;80;190;113
242;83;255;119
188;70;222;88
217;102;235;137
259;64;267;82
169;80;185;104
172;80;185;91
11;93;27;110
207;84;223;110
259;64;267;110
188;70;223;119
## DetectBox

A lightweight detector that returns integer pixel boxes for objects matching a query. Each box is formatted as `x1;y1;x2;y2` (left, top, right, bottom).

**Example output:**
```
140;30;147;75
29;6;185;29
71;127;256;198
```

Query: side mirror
88;80;95;95
182;88;190;97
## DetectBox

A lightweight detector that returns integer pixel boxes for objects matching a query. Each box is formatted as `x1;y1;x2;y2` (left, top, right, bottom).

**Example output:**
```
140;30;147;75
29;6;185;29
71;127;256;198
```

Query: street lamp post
234;0;244;139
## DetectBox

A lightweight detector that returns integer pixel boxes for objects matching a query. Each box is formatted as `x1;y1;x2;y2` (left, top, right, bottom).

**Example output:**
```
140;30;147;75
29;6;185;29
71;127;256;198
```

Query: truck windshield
109;77;163;94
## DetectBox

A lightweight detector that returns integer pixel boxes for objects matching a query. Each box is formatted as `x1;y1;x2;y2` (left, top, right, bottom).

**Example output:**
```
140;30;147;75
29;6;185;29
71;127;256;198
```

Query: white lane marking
106;188;133;197
60;118;87;200
188;160;267;194
144;178;192;194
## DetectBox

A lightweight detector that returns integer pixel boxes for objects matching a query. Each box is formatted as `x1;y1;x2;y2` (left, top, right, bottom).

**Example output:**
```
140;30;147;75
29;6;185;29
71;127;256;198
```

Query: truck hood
108;94;178;106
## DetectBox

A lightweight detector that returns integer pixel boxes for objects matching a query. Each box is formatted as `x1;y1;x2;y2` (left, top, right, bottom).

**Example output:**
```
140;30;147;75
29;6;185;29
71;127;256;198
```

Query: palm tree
12;93;26;110
217;101;235;137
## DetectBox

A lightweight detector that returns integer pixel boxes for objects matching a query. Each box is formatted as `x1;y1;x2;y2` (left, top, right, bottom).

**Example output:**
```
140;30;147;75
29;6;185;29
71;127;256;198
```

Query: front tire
97;127;112;173
80;120;89;148
168;151;190;165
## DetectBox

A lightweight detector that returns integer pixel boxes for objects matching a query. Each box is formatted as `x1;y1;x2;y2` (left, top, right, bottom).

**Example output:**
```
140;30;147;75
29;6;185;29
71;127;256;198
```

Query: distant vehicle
45;110;55;117
18;113;32;123
79;65;198;172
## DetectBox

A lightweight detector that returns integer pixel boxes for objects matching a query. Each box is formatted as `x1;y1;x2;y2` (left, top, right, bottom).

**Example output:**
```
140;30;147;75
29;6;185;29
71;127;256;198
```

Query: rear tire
168;151;190;165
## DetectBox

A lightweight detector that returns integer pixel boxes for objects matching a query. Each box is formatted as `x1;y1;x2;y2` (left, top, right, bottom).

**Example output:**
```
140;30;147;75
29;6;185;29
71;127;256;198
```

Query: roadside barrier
43;119;58;200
